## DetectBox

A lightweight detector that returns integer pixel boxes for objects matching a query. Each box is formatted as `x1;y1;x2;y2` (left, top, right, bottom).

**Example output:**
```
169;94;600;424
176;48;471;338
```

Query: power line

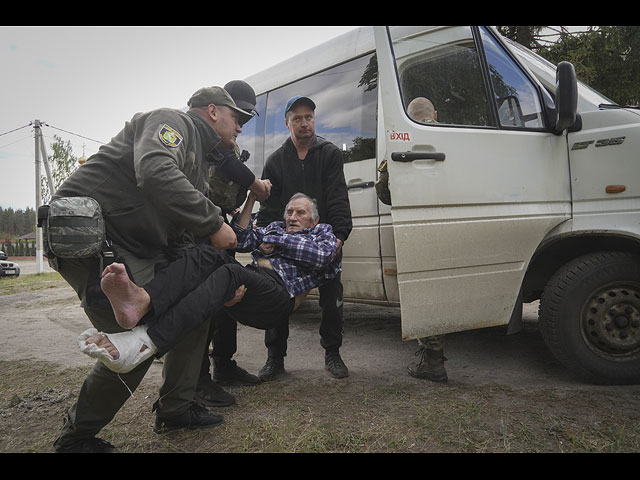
0;121;106;146
0;134;32;150
42;122;106;145
0;124;31;137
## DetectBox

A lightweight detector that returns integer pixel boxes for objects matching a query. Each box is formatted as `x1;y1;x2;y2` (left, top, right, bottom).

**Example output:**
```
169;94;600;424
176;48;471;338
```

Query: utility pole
34;120;43;274
33;120;54;274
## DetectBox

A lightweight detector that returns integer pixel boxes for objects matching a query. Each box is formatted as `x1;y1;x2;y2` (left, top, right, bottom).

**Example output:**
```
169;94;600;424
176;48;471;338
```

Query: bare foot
84;332;150;360
101;263;151;329
85;332;120;360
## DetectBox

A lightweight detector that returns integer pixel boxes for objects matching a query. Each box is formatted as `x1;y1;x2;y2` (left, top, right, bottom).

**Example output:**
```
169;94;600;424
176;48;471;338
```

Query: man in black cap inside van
256;95;352;380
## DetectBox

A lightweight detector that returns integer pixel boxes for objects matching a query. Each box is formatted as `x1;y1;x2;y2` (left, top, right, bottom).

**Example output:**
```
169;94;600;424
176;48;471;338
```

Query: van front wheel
539;251;640;384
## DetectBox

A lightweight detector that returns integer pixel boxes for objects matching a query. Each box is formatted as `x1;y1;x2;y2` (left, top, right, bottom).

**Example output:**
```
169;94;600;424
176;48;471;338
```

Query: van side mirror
554;61;578;134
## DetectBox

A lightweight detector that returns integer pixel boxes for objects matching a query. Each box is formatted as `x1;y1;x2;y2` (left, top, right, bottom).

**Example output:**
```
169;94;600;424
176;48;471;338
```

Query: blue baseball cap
285;96;316;117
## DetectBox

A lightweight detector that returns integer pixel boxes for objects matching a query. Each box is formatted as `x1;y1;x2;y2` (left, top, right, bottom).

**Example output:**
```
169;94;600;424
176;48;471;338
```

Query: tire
539;251;640;385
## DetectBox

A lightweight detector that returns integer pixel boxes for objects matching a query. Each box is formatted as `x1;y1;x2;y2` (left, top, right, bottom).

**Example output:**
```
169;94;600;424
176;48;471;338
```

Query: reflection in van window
480;27;545;129
262;53;378;165
238;94;267;178
394;26;492;127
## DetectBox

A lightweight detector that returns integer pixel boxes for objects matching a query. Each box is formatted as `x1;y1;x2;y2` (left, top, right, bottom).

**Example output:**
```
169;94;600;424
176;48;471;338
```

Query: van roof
244;26;374;96
244;27;456;96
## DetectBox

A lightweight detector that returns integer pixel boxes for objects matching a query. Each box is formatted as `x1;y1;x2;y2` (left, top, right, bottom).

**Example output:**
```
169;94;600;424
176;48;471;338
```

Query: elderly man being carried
79;192;340;374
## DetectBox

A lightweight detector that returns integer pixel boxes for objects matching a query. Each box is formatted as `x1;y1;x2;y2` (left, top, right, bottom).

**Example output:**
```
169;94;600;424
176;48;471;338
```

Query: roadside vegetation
0;271;65;296
2;357;640;453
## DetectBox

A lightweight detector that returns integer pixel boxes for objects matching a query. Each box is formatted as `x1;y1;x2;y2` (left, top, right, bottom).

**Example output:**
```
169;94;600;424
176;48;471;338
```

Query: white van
240;26;640;384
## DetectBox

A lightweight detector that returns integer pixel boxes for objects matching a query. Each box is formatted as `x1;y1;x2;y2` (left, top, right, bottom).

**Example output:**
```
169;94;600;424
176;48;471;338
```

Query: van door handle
347;181;375;190
391;152;445;162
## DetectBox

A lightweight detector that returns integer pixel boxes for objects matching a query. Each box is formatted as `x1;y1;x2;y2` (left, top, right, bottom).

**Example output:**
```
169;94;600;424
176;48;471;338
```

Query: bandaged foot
101;263;151;329
79;325;157;374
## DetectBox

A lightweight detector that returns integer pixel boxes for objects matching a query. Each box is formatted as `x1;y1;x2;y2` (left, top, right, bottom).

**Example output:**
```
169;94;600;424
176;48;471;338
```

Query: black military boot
54;437;118;453
154;401;223;434
258;357;285;382
407;347;448;382
195;376;236;407
213;358;260;386
325;350;349;379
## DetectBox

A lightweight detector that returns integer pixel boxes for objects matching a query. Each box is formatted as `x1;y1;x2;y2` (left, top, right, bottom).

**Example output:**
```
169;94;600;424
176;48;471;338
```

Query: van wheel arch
538;251;640;384
522;233;640;303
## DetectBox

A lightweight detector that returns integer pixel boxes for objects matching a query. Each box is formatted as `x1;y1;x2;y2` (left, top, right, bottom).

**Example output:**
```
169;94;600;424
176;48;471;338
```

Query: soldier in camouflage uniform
376;97;448;383
196;81;271;406
50;86;253;452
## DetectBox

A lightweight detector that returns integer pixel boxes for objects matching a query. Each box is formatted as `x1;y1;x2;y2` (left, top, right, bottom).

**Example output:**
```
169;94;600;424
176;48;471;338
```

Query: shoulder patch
158;124;183;148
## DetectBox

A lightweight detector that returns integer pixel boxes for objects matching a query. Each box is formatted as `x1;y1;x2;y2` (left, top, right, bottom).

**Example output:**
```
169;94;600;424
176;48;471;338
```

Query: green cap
188;86;253;124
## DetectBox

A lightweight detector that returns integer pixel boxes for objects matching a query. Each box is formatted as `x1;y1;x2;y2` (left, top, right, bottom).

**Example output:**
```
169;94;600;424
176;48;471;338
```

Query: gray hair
284;192;319;220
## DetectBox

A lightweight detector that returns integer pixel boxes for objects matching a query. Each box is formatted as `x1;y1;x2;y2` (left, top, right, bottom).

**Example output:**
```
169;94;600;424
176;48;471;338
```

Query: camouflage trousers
417;335;444;351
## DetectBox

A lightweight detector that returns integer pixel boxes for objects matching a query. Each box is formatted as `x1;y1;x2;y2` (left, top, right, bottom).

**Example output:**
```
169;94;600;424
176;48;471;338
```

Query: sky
0;26;357;210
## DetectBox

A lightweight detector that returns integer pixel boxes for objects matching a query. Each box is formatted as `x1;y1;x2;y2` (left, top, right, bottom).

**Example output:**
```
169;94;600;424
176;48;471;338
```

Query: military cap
188;86;253;124
224;80;258;116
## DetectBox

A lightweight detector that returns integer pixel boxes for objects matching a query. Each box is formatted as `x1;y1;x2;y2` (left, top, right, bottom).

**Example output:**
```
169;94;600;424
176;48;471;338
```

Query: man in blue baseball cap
256;95;352;381
284;95;316;116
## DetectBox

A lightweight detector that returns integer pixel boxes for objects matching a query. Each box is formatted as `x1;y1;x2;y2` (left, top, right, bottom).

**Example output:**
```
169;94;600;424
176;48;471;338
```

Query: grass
2;358;640;453
0;272;66;296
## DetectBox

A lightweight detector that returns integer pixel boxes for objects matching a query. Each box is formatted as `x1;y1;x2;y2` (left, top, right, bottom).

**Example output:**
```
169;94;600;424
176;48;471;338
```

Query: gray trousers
51;249;209;449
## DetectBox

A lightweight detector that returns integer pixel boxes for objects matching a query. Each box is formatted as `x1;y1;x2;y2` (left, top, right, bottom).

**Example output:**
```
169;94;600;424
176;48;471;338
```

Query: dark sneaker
54;437;118;453
154;402;223;434
258;357;285;382
325;351;349;379
196;377;235;407
407;347;448;382
213;359;260;386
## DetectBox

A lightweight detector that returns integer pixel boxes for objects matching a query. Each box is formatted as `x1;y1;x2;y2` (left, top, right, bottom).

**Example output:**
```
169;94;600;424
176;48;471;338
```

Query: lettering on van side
571;136;625;151
389;131;411;141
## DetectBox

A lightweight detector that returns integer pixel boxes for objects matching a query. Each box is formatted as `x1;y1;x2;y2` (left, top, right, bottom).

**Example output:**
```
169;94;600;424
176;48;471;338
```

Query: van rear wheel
539;251;640;384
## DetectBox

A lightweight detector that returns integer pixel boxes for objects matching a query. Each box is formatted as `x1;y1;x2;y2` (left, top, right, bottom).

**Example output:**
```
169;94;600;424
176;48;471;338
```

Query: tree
539;26;640;106
496;26;546;49
40;135;80;204
0;206;35;237
497;26;640;106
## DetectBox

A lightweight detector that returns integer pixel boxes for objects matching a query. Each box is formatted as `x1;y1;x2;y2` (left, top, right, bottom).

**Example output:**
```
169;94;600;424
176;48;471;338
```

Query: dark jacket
257;135;352;244
54;108;225;259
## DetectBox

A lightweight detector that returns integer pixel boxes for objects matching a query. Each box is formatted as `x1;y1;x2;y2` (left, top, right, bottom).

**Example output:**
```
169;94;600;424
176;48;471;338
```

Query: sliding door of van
258;52;384;301
373;26;572;340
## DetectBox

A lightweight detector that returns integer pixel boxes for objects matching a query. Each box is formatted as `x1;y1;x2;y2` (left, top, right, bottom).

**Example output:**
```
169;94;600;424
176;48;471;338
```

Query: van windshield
503;37;616;113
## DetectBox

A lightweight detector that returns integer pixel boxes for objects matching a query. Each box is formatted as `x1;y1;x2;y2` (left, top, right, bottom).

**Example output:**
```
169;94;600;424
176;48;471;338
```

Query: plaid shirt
232;214;341;297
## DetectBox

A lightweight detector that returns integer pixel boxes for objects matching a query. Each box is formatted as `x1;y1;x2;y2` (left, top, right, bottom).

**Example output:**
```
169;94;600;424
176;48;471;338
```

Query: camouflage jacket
54;108;225;259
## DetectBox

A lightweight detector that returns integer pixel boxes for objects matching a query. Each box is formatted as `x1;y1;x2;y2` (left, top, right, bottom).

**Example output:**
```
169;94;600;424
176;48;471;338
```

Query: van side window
238;94;267;178
480;27;545;129
392;26;492;127
262;53;378;164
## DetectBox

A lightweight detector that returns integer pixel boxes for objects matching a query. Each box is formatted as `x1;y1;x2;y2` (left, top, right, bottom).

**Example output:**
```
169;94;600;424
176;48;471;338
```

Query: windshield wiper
599;103;639;110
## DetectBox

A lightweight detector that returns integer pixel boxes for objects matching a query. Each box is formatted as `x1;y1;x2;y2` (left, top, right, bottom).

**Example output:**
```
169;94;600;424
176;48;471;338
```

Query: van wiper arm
599;103;640;110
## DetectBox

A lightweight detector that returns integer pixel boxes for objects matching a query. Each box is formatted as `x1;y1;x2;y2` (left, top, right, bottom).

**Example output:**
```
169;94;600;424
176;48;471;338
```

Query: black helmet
224;80;258;117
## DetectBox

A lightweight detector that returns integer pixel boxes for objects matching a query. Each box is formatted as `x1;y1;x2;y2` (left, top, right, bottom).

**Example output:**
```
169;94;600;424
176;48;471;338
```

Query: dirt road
0;260;620;387
0;262;580;386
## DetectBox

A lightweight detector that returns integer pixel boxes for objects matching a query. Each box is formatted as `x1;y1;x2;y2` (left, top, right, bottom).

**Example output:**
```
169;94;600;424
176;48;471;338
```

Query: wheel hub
582;286;640;358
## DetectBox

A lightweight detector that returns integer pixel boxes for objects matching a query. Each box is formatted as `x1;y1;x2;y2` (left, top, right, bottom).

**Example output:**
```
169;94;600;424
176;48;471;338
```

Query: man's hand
259;242;275;255
249;178;272;202
224;285;246;307
209;222;237;250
